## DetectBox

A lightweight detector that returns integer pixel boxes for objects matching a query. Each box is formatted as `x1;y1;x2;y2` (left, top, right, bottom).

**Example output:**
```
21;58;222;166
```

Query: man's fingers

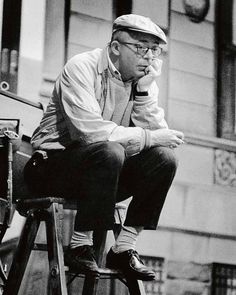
148;60;162;77
176;138;184;145
151;59;162;74
169;138;184;149
171;130;184;140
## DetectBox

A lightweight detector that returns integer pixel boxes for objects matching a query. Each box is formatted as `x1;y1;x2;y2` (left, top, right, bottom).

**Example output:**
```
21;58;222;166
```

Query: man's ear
110;40;121;56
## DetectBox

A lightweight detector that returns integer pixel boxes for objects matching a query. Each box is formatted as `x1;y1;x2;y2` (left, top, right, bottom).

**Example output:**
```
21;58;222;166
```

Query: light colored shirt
31;47;168;157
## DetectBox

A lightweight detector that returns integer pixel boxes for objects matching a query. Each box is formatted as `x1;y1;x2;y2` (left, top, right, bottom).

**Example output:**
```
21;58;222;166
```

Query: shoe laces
126;249;144;265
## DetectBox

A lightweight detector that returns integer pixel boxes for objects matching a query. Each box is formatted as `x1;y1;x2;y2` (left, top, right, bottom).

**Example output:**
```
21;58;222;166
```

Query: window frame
217;0;236;141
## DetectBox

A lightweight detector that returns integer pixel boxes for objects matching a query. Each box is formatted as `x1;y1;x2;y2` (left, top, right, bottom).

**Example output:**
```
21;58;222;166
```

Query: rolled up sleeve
131;82;168;130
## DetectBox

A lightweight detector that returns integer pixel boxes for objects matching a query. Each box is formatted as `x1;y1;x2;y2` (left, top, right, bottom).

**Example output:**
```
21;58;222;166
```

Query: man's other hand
149;129;185;149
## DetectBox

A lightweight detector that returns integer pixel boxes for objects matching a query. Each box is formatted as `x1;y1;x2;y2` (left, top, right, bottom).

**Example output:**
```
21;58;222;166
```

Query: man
24;14;184;281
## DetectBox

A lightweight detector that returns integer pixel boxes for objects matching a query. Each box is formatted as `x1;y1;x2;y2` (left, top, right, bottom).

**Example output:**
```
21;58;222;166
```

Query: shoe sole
68;267;100;277
65;262;100;277
106;263;156;281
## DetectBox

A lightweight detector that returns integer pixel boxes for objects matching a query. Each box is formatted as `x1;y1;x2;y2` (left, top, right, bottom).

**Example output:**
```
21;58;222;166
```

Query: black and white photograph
0;1;235;294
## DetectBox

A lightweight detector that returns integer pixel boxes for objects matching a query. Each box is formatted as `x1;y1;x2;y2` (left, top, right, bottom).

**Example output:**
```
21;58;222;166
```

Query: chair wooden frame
2;197;146;295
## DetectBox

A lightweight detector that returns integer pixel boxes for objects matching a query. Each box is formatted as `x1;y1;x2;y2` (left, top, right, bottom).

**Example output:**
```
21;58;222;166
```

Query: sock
70;230;93;249
112;226;143;253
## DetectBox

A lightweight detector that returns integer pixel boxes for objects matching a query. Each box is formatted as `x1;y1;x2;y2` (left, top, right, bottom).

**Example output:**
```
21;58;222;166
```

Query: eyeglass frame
115;40;163;58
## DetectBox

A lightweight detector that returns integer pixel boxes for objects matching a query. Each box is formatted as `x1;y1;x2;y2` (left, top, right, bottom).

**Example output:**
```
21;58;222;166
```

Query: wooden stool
2;197;146;295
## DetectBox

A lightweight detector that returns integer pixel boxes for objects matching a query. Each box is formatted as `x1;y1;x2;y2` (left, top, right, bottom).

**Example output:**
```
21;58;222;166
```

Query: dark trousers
24;142;178;231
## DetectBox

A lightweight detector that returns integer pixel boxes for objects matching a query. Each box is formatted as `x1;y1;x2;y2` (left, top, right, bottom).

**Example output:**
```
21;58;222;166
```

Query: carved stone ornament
183;0;210;23
214;149;236;187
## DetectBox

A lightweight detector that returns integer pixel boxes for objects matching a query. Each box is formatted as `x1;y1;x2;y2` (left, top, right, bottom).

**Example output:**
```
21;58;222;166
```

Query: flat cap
112;14;167;44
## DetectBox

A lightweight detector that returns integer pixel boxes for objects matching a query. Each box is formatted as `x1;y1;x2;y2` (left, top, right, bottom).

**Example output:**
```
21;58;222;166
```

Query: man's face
112;31;162;82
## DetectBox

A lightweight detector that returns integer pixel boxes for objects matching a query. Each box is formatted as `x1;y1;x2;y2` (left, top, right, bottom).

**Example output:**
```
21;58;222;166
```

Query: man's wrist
144;129;152;149
134;85;149;96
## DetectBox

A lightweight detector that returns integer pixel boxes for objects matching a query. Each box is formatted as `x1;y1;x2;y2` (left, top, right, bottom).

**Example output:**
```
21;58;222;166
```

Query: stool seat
16;197;77;216
66;267;122;278
2;197;146;295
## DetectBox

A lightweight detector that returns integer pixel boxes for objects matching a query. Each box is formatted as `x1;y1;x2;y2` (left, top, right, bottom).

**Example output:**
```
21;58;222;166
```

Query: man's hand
136;59;162;92
149;129;185;149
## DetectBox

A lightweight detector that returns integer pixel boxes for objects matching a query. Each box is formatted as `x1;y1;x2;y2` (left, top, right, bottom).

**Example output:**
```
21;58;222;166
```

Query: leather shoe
106;248;156;281
64;245;99;276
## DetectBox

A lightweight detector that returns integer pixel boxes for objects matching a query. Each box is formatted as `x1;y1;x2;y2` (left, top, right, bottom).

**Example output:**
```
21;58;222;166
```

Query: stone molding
214;149;236;187
185;133;236;187
185;132;236;153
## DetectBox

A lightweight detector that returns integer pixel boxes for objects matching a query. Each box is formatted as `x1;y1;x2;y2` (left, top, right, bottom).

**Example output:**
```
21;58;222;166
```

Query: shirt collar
106;48;122;80
97;46;122;81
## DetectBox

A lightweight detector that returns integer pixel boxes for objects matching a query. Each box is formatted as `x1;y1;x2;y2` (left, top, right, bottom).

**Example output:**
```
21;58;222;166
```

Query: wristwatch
134;85;149;96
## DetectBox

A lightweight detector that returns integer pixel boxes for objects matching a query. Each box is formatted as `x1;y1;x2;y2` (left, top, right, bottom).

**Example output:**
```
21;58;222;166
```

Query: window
109;256;165;295
211;263;236;295
217;0;236;140
112;0;132;18
141;256;165;295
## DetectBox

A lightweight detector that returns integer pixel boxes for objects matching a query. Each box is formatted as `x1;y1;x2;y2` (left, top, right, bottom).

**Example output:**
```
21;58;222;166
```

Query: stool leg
3;211;40;295
82;277;100;295
126;278;146;295
94;229;107;268
0;258;7;283
45;202;68;295
81;229;108;295
112;213;147;295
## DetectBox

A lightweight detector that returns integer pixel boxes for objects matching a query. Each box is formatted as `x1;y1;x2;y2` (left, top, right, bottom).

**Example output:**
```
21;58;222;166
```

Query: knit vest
99;68;134;127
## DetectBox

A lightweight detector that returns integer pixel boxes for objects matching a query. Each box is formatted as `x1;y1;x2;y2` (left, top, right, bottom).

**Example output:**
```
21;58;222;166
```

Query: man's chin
136;71;146;79
123;71;145;82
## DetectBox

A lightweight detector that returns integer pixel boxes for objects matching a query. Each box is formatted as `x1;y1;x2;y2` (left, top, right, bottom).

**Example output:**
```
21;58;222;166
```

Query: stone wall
166;260;211;295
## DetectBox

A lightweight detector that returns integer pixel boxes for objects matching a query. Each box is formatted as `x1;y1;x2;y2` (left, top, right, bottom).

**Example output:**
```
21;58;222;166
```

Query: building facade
1;0;236;294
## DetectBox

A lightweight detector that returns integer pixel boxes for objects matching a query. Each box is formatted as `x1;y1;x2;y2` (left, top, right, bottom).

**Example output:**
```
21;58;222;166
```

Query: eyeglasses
117;41;162;58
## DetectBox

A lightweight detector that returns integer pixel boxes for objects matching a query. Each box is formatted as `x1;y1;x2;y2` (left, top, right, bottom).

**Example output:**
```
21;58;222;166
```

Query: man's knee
151;146;178;172
98;142;125;169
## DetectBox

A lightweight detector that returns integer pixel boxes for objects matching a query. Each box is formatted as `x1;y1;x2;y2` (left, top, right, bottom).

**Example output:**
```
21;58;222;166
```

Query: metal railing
211;263;236;295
